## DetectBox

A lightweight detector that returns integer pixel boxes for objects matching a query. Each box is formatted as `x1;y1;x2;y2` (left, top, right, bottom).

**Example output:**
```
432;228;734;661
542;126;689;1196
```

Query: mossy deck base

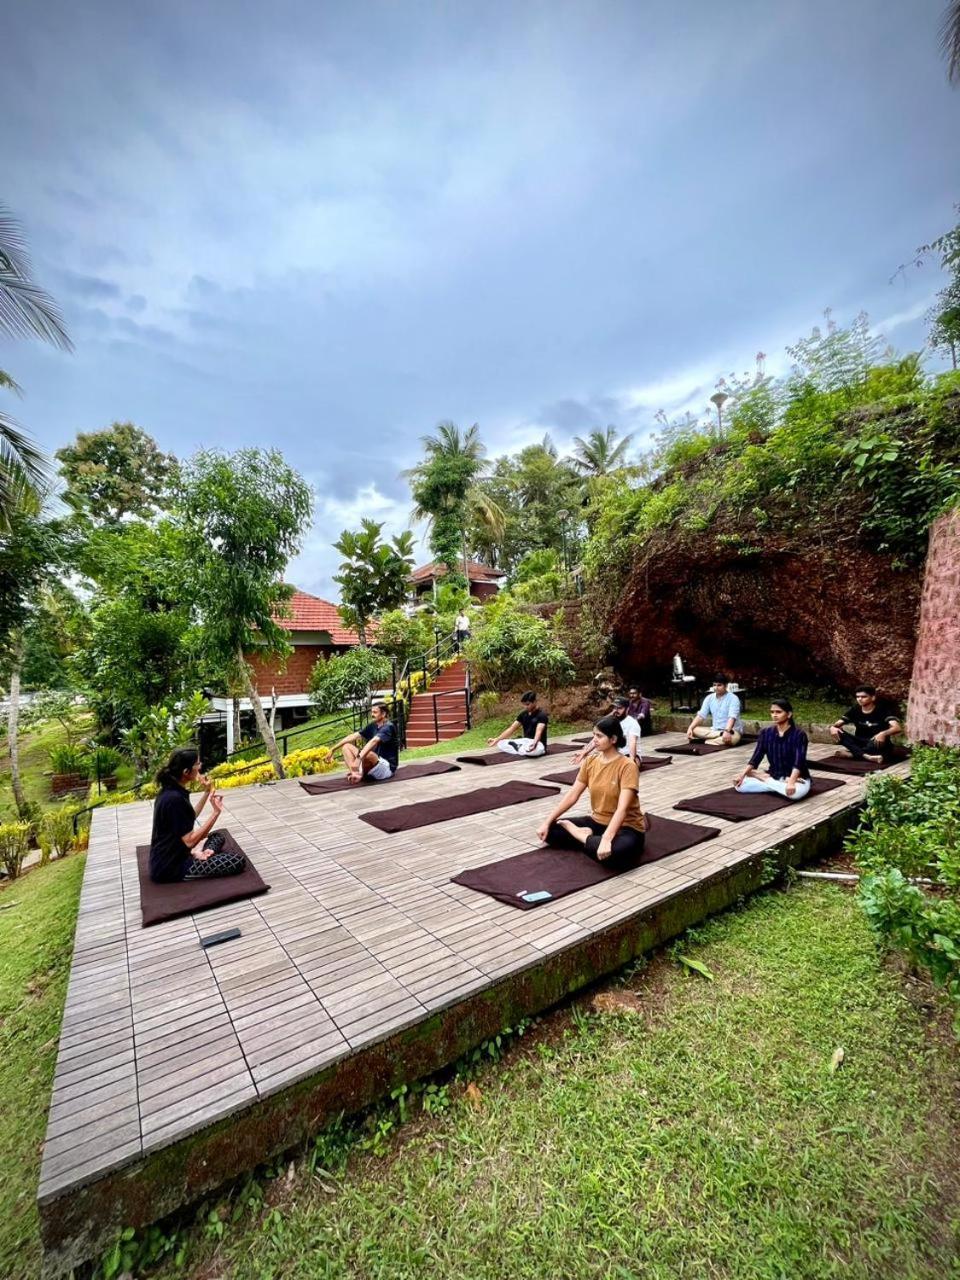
38;736;902;1276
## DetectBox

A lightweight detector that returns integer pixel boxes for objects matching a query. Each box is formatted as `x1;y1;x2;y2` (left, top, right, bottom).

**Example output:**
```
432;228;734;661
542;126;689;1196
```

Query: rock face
907;508;960;745
608;539;921;700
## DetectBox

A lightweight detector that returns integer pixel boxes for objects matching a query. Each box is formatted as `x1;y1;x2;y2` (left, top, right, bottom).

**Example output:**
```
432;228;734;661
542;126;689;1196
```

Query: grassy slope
156;884;959;1280
404;719;585;759
0;856;85;1280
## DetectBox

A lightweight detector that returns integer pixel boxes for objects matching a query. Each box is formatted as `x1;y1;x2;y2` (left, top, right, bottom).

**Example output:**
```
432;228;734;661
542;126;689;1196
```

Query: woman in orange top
536;714;648;870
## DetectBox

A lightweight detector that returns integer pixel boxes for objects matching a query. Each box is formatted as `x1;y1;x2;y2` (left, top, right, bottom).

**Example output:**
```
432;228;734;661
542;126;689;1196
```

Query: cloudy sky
4;0;958;595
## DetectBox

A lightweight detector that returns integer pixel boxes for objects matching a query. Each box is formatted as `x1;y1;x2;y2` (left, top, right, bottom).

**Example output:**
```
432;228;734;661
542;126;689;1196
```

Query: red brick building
246;590;363;696
410;559;505;602
207;590;365;753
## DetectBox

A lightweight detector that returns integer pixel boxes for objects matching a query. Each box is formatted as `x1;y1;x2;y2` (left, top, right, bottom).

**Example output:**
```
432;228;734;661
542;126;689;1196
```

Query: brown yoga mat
359;780;560;834
673;776;847;822
298;759;461;795
136;829;269;927
457;742;578;766
808;749;909;776
540;757;673;786
451;814;721;908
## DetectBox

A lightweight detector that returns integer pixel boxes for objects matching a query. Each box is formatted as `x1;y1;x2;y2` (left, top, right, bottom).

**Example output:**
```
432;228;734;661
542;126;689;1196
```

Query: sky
3;0;959;597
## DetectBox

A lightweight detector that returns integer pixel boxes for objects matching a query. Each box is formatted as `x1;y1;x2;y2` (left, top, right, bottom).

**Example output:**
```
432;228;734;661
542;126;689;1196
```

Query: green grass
0;855;85;1280
142;883;960;1280
404;719;586;759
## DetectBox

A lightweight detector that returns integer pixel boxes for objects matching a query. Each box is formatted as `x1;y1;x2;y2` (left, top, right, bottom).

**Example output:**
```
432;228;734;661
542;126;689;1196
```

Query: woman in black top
733;699;812;801
149;748;245;883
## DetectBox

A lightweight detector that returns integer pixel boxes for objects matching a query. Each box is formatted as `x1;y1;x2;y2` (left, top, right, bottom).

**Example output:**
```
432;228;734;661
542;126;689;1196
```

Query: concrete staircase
404;658;471;747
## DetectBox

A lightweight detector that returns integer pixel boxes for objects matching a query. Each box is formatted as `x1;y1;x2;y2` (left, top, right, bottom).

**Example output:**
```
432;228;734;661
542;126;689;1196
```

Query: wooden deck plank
39;732;899;1220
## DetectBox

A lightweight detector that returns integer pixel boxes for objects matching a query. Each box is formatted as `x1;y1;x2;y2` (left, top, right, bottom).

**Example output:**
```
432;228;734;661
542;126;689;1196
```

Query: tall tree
406;421;504;584
56;422;176;524
0;205;72;525
0;492;67;817
571;425;635;476
176;449;313;778
332;519;415;646
942;0;960;83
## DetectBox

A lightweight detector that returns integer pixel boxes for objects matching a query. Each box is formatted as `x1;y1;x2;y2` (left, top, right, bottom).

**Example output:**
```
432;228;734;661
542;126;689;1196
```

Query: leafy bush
374;610;434;665
473;690;501;722
0;821;31;879
209;745;337;788
48;744;90;777
89;746;124;777
309;648;392;714
849;745;960;1030
38;806;83;861
121;691;210;772
466;599;575;690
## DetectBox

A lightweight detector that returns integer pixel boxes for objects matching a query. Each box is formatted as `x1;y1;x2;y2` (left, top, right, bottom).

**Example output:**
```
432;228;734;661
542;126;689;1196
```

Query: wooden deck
38;732;905;1273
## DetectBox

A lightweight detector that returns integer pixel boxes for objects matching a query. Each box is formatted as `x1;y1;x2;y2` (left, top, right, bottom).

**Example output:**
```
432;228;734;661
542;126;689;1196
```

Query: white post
225;698;235;754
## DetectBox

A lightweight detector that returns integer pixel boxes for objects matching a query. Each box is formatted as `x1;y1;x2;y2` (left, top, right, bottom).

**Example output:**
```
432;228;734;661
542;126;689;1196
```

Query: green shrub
849;745;960;1031
89;746;123;777
0;821;31;880
309;647;392;714
48;744;90;777
374;610;434;665
473;690;501;722
465;599;574;690
38;806;83;861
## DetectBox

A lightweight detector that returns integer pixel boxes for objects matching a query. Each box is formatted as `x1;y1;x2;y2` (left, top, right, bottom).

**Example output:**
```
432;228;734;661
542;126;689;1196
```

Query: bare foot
863;754;883;764
557;819;592;845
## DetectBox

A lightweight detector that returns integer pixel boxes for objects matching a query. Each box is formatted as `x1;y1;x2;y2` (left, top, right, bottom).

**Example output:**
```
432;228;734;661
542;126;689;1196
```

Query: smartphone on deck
520;890;552;903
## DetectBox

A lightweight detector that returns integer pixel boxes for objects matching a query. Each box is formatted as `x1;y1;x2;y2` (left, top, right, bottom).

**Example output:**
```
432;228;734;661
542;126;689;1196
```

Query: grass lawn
133;882;959;1280
0;855;85;1280
404;719;586;759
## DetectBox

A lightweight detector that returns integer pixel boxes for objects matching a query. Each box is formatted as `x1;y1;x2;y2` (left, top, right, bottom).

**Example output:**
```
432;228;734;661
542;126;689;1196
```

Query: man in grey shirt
687;675;744;746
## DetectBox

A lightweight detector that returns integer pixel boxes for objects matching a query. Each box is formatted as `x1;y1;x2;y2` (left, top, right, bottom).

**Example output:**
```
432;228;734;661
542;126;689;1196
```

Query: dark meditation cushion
673;776;847;821
136;829;269;927
298;759;460;794
808;747;910;776
451;814;721;908
456;743;578;766
359;780;560;833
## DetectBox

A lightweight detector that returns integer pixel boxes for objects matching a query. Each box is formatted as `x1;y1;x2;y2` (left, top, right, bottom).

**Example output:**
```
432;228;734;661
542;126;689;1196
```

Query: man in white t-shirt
455;610;471;651
573;696;642;766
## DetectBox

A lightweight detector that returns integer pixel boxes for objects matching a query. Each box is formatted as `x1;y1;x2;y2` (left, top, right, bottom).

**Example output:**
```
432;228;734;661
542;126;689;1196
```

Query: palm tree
571;425;635;476
0;204;72;524
405;421;505;582
943;0;960;83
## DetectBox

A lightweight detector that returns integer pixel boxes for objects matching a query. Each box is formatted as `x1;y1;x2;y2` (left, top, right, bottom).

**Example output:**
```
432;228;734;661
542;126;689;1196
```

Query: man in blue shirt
687;675;744;746
333;701;400;783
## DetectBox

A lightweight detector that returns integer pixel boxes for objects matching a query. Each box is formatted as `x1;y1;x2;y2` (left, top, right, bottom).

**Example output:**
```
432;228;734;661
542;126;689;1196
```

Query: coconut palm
571;425;635;476
404;421;505;580
943;0;960;83
0;204;72;524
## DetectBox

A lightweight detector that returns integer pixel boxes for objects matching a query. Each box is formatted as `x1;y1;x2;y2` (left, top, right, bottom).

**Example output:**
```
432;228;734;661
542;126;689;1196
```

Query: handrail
70;699;408;830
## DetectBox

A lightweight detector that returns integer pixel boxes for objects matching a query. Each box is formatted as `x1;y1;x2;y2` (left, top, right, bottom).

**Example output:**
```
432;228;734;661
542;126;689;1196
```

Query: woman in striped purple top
733;699;812;801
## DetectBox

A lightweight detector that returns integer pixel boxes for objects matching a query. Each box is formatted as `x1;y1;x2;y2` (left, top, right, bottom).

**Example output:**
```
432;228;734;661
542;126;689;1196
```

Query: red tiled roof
273;590;364;644
410;559;506;584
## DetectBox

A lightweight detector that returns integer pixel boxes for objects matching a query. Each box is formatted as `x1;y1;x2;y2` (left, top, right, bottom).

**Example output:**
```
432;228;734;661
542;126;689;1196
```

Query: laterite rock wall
906;507;960;746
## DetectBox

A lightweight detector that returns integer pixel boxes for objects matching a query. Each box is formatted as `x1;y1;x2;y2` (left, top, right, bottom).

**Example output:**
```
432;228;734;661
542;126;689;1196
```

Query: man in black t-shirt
487;690;549;756
333;702;400;783
830;685;903;762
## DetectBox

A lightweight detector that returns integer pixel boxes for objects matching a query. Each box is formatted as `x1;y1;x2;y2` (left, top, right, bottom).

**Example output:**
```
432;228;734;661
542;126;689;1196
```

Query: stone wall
906;507;960;746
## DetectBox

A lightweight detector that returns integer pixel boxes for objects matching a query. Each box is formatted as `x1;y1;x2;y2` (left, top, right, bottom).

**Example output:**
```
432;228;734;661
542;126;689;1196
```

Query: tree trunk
232;698;241;750
462;529;470;589
7;633;29;819
952;339;957;371
236;648;285;778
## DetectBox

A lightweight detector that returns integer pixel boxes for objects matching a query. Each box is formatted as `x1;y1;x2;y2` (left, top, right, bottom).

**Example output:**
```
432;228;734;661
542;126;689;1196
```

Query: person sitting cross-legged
625;686;653;732
149;747;245;883
829;686;902;764
487;690;548;756
572;696;642;766
333;701;399;784
687;674;743;746
733;698;811;801
536;714;648;870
